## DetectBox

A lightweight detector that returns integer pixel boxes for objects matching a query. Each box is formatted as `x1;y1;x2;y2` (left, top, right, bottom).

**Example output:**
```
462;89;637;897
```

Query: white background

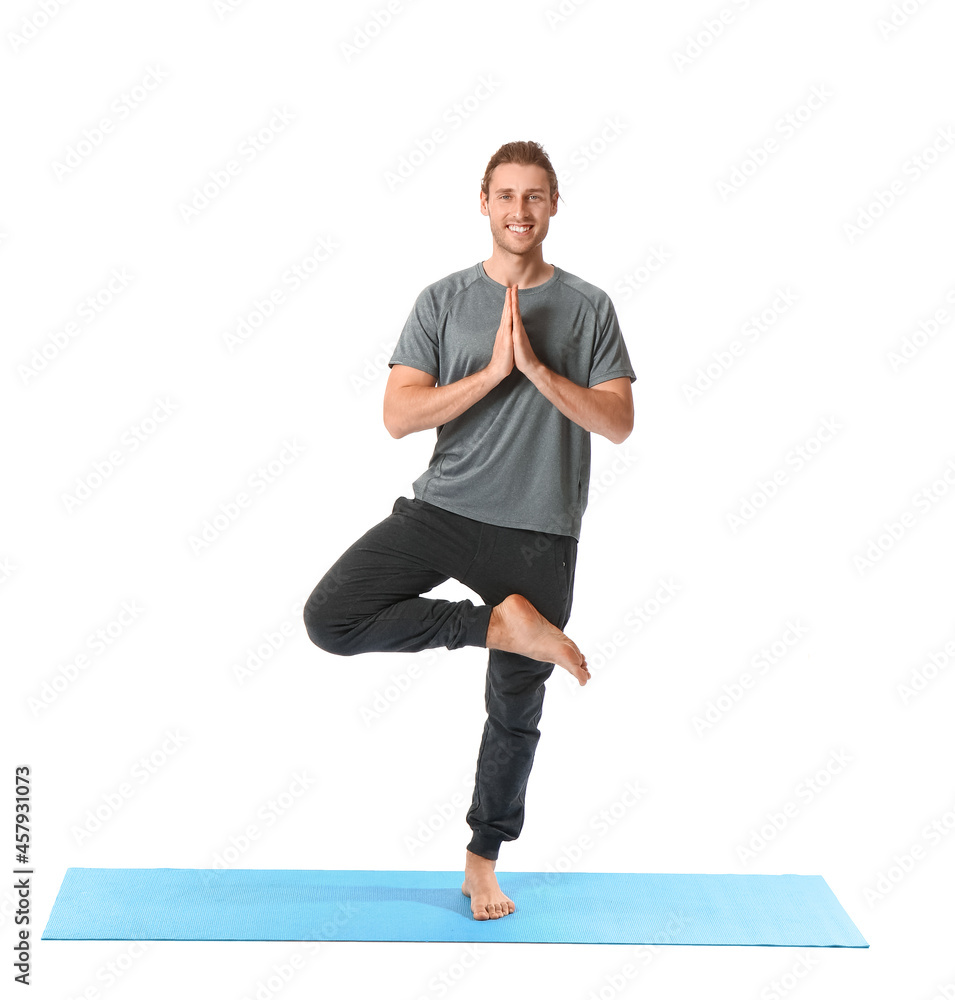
3;0;955;997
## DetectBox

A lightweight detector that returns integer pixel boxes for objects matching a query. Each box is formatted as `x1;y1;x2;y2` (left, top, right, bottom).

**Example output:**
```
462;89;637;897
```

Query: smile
507;225;532;234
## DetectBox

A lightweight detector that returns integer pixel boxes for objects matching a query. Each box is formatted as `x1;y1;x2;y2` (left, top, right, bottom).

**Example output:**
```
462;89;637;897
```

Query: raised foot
487;593;591;685
461;851;515;920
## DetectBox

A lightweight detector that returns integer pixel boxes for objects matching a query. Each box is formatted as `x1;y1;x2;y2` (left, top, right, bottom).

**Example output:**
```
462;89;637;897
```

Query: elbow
382;402;406;439
608;418;633;446
384;417;406;439
595;391;633;445
614;403;634;445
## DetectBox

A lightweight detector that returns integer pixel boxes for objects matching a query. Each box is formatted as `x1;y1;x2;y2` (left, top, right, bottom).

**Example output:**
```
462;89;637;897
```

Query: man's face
480;162;558;259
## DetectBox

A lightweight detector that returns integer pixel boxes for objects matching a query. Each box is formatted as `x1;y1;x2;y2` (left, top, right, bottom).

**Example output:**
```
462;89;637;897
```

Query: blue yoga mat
42;868;868;946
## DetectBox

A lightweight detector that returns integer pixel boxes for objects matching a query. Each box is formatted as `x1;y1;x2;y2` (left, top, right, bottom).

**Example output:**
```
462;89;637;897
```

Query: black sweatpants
303;495;577;861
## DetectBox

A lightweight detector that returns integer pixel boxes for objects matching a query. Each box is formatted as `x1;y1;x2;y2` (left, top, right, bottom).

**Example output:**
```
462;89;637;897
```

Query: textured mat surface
42;868;868;946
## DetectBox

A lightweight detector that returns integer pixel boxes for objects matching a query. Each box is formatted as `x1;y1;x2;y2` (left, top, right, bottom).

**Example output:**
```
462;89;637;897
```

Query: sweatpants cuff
466;832;501;862
460;602;494;650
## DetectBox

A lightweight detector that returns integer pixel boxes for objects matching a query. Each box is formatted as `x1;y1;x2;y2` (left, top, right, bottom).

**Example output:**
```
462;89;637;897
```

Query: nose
512;201;532;220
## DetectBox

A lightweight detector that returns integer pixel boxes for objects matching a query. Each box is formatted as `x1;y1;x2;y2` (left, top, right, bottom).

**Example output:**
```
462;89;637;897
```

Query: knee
303;604;356;656
304;575;351;655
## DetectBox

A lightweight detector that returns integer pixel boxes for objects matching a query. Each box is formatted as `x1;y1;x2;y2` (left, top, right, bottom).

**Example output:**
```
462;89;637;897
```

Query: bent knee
303;607;357;656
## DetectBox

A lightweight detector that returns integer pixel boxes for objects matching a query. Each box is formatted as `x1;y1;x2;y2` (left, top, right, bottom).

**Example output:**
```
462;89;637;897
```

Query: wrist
525;359;548;387
480;364;503;391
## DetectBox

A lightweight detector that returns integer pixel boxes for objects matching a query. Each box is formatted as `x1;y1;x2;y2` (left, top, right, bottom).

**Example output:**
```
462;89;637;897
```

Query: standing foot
461;850;515;920
486;593;590;685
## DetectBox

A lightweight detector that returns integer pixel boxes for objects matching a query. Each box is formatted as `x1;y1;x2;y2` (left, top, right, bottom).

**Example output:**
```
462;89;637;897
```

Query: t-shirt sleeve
388;287;439;380
589;294;636;387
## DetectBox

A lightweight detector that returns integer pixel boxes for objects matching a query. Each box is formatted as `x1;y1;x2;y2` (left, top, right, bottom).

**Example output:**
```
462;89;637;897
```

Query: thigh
306;496;480;621
464;522;578;630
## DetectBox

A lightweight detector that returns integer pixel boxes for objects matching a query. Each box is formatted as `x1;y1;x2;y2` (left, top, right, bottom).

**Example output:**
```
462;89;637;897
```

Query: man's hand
484;285;516;387
508;284;542;378
509;283;633;443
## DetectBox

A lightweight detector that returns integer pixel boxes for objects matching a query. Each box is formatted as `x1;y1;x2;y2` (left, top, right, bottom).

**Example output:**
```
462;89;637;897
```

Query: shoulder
416;263;484;302
553;268;619;319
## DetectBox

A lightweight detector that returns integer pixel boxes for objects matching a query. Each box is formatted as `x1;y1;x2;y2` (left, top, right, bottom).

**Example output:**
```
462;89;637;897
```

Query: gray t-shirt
388;261;636;540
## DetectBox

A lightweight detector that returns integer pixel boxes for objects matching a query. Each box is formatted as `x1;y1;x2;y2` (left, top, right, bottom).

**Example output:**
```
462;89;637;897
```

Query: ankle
485;605;503;649
466;849;496;871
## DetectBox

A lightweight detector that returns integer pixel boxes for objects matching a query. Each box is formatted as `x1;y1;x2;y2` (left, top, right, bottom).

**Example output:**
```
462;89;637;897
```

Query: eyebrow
493;187;547;194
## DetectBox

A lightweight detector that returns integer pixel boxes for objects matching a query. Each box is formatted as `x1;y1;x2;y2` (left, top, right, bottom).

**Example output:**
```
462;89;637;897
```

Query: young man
304;140;635;920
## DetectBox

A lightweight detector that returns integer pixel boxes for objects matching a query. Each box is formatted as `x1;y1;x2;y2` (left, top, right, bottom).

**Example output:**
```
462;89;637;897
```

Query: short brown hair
481;140;561;202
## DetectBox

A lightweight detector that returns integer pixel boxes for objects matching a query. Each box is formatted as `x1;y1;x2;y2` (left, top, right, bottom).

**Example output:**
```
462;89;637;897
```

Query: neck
482;251;554;289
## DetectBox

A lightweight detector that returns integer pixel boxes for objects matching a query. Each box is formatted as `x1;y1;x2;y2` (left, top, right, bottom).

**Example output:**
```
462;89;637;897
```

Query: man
304;140;635;921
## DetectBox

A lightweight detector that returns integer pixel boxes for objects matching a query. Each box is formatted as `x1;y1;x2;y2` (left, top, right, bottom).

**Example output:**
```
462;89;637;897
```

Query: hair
481;140;562;203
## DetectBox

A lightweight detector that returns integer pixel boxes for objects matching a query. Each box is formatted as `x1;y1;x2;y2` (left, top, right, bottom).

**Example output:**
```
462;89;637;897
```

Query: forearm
527;364;631;444
386;367;498;438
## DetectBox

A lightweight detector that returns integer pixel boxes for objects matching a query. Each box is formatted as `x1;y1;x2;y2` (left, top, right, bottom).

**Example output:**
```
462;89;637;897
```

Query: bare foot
461;850;515;920
486;594;591;685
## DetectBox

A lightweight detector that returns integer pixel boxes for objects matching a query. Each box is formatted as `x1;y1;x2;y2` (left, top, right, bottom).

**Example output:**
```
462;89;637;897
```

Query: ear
480;189;489;216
